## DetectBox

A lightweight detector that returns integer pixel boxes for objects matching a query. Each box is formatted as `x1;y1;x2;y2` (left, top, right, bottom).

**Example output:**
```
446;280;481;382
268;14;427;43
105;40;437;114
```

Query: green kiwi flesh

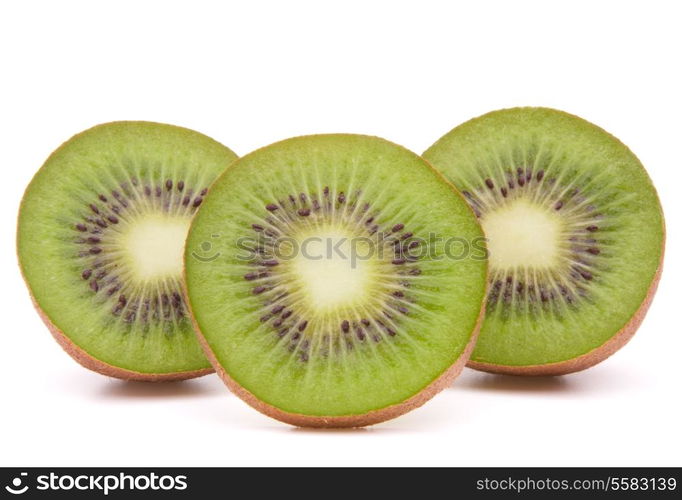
18;122;238;380
185;135;487;426
423;107;664;375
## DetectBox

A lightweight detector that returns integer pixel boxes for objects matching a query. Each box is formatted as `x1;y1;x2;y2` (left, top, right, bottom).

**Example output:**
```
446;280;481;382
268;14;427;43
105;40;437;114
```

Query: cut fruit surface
185;134;487;426
17;122;237;379
424;107;664;374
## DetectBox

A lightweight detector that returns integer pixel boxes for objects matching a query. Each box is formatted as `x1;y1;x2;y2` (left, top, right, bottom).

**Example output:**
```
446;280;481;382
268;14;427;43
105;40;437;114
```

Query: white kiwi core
481;199;563;270
291;228;375;312
122;215;191;281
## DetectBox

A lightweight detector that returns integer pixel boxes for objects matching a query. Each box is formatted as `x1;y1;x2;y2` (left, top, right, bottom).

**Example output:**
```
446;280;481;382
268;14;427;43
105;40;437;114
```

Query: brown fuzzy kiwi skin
182;140;488;427
27;292;212;382
188;288;484;427
18;219;213;382
468;236;665;377
17;232;213;382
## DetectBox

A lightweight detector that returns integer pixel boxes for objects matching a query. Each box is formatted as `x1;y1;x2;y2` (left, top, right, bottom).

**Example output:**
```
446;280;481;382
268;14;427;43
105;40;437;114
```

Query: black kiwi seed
580;270;593;281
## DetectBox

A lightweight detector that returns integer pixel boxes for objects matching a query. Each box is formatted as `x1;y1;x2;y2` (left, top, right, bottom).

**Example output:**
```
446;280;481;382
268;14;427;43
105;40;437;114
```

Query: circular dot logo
5;473;29;495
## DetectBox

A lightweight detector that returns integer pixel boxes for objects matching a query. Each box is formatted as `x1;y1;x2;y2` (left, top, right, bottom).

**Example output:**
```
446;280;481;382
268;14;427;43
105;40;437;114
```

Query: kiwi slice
424;107;665;375
185;135;487;427
18;122;237;381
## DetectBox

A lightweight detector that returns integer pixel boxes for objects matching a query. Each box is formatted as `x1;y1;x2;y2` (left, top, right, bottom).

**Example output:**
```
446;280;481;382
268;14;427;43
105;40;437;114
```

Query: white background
1;1;680;467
